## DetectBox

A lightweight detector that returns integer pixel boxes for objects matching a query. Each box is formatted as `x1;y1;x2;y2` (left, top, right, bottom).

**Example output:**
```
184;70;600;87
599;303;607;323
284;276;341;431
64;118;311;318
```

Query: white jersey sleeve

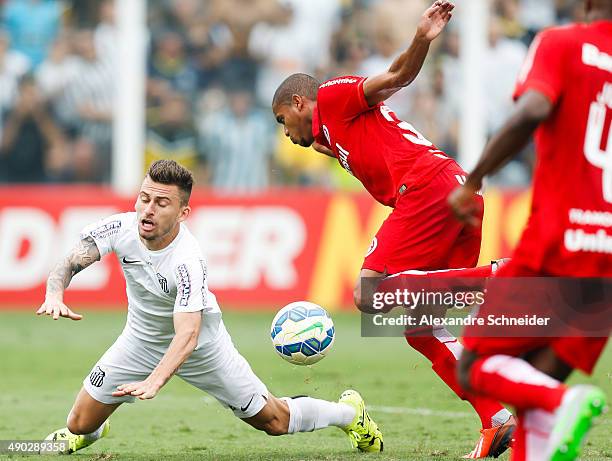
79;213;127;257
173;258;209;313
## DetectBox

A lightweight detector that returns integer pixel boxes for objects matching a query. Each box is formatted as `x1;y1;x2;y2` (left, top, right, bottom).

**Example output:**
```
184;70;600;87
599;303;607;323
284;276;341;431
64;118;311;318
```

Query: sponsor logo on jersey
366;237;378;257
336;143;353;175
89;366;105;388
176;264;191;306
240;395;255;412
90;220;121;239
199;260;207;306
569;208;612;227
323;125;331;145
319;77;358;89
157;273;169;294
122;256;140;264
582;43;612;73
564;228;612;254
228;394;265;413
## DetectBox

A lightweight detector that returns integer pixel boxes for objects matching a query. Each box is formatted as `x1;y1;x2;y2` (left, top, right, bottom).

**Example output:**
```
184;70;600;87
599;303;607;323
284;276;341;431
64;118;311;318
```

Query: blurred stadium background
0;1;610;459
0;0;586;309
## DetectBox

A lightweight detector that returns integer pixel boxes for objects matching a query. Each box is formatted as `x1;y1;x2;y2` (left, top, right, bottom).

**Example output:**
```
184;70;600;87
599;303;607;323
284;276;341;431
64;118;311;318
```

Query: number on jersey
379;105;434;147
584;83;612;203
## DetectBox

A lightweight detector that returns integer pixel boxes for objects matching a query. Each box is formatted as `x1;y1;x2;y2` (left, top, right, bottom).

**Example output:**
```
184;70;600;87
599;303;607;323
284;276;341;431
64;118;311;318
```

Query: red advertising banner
0;186;530;310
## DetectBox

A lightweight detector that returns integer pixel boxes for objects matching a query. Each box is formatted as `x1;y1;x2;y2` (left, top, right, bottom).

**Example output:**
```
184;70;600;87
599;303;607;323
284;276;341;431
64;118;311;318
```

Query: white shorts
83;314;268;418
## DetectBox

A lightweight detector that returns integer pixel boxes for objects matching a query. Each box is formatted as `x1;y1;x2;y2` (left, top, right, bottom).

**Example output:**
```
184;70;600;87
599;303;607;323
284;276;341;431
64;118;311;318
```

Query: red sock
470;355;567;412
393;265;493;278
384;265;493;294
510;411;525;461
406;332;507;429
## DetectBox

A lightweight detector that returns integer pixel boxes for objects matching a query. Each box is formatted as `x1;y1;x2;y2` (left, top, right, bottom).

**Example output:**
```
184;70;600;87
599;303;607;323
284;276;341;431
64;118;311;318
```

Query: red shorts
463;261;609;375
363;163;483;274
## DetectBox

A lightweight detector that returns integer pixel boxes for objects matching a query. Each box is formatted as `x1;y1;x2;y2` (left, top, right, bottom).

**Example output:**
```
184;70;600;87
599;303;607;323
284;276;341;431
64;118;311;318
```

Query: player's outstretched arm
313;142;334;157
362;0;454;107
36;236;101;320
113;311;202;400
449;90;553;225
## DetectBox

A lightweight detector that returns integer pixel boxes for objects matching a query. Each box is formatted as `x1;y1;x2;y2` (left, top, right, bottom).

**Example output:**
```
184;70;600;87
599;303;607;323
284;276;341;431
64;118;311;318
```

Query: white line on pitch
201;396;471;418
369;405;472;418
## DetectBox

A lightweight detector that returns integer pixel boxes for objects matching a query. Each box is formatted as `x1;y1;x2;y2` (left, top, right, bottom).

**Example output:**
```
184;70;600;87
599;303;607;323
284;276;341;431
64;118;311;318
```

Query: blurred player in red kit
449;0;612;459
273;1;514;457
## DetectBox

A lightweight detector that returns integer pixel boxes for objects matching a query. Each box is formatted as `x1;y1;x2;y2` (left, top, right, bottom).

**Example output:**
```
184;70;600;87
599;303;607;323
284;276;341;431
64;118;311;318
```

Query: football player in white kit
37;160;383;454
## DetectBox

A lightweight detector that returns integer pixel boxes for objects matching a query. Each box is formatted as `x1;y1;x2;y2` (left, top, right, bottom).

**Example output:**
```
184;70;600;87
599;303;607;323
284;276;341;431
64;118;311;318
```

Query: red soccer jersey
312;76;455;207
512;21;612;276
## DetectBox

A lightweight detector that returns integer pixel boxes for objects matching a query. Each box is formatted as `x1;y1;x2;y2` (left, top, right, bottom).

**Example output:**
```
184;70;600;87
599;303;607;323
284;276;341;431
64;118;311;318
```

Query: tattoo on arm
46;236;101;298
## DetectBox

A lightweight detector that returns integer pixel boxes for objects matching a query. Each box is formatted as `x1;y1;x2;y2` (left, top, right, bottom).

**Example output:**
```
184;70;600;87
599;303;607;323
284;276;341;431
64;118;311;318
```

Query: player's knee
66;411;86;435
353;287;371;313
261;417;287;436
66;410;98;435
353;288;363;311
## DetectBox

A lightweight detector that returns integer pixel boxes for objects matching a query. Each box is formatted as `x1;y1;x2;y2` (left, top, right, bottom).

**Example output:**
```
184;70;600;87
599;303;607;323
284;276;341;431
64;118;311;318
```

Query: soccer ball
270;301;335;365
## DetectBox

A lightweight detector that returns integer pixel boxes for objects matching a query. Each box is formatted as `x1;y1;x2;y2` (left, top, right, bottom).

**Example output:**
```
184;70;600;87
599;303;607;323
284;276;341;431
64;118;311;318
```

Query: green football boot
548;385;607;461
339;389;383;452
43;419;110;454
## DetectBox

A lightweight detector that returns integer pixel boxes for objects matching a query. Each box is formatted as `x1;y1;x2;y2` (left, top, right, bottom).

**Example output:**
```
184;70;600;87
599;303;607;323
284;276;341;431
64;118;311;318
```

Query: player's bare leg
242;392;383;452
353;269;385;313
43;387;120;454
357;267;514;458
67;387;120;434
242;394;290;435
523;346;573;381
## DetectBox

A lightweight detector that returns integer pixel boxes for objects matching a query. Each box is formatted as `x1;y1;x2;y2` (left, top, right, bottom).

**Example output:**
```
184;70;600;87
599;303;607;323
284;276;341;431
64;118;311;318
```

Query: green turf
0;310;610;460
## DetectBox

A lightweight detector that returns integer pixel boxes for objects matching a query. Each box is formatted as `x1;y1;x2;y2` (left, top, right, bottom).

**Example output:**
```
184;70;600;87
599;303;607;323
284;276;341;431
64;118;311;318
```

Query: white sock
283;397;356;433
491;408;513;427
432;326;464;360
81;421;106;442
524;409;555;461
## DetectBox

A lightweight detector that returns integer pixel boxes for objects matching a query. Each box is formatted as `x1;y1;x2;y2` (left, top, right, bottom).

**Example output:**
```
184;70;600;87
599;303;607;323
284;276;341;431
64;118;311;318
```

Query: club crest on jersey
157;273;169;294
89;366;105;388
366;237;378;257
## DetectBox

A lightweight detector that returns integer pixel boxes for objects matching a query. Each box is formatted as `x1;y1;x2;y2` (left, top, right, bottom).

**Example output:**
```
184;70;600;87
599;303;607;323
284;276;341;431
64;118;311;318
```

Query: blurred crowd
0;0;586;189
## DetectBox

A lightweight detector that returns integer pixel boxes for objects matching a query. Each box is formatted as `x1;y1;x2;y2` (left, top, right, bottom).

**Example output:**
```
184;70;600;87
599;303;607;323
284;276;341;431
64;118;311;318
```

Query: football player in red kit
449;0;612;459
273;1;514;458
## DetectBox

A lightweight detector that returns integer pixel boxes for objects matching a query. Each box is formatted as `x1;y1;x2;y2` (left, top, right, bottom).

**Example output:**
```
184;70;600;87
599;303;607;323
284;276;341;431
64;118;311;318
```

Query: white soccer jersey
80;212;221;344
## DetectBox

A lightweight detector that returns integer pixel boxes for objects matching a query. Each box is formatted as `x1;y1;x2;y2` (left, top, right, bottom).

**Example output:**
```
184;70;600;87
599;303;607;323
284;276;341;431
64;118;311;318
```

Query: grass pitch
0;310;610;460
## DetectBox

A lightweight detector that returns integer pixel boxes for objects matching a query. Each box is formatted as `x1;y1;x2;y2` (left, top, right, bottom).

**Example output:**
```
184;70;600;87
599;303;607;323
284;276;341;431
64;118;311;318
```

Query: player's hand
448;185;482;227
113;378;162;400
36;298;83;321
417;1;454;42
